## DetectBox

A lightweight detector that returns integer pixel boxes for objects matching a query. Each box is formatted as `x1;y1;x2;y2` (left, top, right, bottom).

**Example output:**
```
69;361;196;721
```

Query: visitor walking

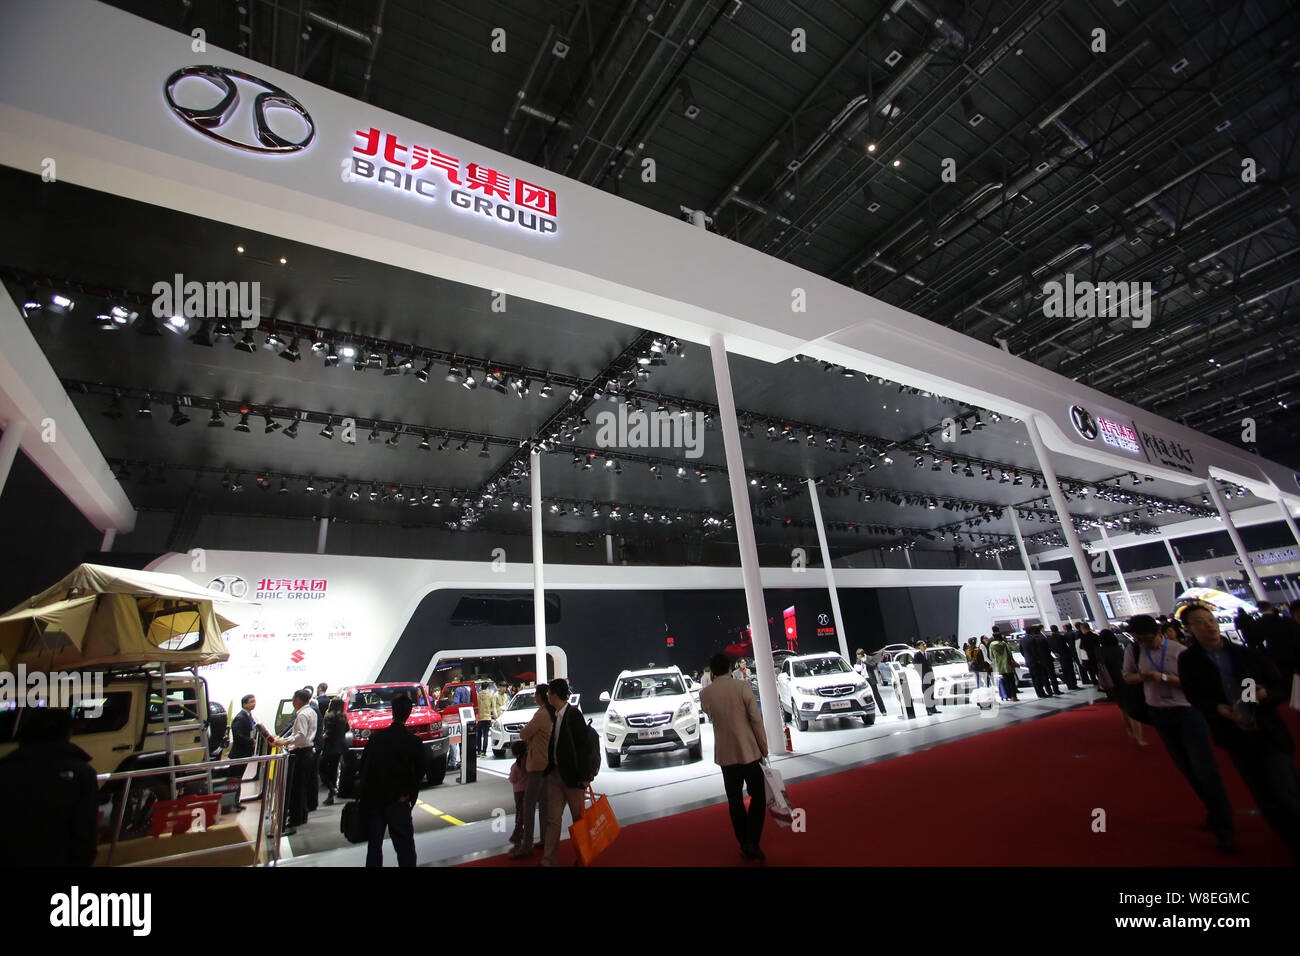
699;653;769;862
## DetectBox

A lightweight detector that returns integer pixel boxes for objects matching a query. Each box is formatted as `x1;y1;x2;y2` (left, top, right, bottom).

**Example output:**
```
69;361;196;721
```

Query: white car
888;646;978;705
875;644;919;686
777;652;876;730
599;667;702;768
489;687;538;758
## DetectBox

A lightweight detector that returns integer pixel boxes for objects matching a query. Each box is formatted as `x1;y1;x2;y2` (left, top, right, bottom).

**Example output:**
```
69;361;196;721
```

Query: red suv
334;683;449;797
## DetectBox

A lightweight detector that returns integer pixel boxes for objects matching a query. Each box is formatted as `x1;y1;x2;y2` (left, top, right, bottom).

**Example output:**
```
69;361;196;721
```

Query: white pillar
1162;534;1189;593
0;419;28;494
994;551;1004;569
806;479;851;662
1205;479;1266;602
530;448;548;684
100;528;117;552
709;332;784;753
316;517;329;554
1275;497;1300;551
605;534;614;565
1009;509;1052;627
1098;524;1133;613
1024;415;1108;623
903;548;913;569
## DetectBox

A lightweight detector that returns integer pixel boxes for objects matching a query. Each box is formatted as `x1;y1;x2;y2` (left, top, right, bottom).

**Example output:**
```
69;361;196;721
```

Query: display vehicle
777;652;876;730
333;683;449;796
599;666;702;768
490;686;539;758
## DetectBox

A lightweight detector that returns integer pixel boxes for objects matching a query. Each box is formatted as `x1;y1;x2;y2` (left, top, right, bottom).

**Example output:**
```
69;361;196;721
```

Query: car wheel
795;712;809;732
606;751;621;769
426;754;447;786
861;714;875;726
688;741;703;761
492;748;506;759
781;702;791;724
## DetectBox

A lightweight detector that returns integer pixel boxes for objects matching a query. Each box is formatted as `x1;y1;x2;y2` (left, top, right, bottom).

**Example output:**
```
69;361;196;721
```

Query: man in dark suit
541;677;592;867
1075;622;1101;685
1252;603;1300;681
914;646;939;715
229;694;257;760
1178;604;1300;862
0;708;98;866
358;691;427;867
1047;626;1078;690
1025;628;1057;697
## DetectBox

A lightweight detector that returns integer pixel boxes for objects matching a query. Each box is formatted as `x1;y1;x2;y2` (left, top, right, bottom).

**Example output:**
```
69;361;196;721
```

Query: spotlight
234;329;257;352
284;415;300;439
137;395;153;419
385;431;401;448
264;414;280;434
189;319;215;346
207;408;224;428
415;360;432;383
305;476;316;492
419;434;431;451
102;391;123;419
348;486;360;501
383;353;401;376
539;379;553;398
279;335;301;362
462;368;478;390
368;426;382;443
479;441;491;458
319;418;334;440
278;479;289;494
169;401;190;427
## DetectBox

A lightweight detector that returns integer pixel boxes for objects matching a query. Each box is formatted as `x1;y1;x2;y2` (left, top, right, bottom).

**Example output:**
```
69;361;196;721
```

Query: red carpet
464;704;1298;866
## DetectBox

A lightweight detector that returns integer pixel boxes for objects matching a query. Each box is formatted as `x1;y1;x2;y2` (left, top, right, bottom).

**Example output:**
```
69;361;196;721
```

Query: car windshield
351;686;426;711
613;674;685;700
791;657;850;678
507;692;537;711
926;648;967;665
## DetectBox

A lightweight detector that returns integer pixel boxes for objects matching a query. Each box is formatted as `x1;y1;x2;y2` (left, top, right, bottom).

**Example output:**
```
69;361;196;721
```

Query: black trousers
1225;736;1300;862
319;752;342;793
1150;706;1234;839
284;749;312;826
866;672;887;714
366;801;416;867
721;760;766;849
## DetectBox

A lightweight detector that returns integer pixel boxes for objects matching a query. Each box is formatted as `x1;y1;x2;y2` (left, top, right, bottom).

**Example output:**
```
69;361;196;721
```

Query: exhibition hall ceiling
102;0;1300;472
3;167;1262;559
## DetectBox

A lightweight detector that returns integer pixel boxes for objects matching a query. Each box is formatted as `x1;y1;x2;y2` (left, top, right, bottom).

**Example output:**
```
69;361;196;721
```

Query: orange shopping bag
568;787;620;866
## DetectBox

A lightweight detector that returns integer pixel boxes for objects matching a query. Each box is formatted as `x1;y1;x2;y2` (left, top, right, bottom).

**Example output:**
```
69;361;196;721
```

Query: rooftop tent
0;563;251;671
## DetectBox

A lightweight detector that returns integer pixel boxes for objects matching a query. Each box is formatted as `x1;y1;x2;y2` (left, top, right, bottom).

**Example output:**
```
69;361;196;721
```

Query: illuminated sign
348;127;558;236
1097;417;1141;455
256;577;328;599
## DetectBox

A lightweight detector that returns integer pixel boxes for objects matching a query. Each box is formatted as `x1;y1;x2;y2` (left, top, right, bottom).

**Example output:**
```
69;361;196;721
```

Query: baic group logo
1069;405;1099;442
206;574;250;598
164;65;315;154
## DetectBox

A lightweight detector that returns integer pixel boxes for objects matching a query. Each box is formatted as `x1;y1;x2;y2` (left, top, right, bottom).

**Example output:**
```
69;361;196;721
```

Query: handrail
97;751;289;866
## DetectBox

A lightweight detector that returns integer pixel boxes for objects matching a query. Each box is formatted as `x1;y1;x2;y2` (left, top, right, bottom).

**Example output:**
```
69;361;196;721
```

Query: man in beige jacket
511;684;553;858
699;653;769;861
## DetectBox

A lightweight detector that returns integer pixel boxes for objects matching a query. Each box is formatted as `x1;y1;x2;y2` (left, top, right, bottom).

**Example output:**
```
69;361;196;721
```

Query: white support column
531;448;547;684
1205;479;1266;602
1024;415;1108;623
1098;524;1133;612
903;548;913;569
315;517;329;554
605;534;615;565
806;478;851;662
1009;509;1052;627
709;332;784;753
1162;534;1189;594
994;551;1004;569
1275;497;1300;551
100;528;116;552
0;419;27;495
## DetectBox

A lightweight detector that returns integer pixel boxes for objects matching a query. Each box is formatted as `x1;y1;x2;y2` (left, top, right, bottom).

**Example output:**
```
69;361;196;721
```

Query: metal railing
96;750;288;867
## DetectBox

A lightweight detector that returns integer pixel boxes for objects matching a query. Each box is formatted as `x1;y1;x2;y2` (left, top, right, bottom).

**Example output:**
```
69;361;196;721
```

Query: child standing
507;740;527;845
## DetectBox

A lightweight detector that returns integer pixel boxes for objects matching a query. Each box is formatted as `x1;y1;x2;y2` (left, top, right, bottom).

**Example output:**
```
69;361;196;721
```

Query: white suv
777;653;876;730
489;687;538;758
599;667;702;768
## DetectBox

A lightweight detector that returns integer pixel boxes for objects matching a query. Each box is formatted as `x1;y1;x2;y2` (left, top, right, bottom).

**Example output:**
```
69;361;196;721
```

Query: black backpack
577;717;601;782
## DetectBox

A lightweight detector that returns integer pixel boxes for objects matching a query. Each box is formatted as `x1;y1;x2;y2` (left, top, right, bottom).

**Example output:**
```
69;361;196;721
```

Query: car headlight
492;718;502;731
676;702;693;719
606;710;623;726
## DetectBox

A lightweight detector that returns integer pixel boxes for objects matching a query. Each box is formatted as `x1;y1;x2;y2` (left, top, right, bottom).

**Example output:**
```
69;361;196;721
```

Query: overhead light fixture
137;395;153;419
102;391;123;419
368;426;382;443
189;319;215;346
539;379;553;398
419;434;431;451
415;360;432;383
479;441;491;458
383;353;401;376
283;415;300;439
319;417;334;440
264;414;280;434
207;408;224;428
462;368;478;390
279;335;301;362
234;329;257;352
169;401;190;427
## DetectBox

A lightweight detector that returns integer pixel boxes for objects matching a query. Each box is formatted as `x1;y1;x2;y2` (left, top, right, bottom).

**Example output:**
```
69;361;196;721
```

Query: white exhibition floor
286;687;1096;866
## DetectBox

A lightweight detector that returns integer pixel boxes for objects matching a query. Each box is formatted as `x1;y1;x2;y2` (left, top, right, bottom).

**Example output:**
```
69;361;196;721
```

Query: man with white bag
700;652;770;862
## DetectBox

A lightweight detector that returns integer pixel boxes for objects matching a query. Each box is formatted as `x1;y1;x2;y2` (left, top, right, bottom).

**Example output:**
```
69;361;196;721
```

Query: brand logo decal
207;574;250;598
165;65;315;153
1069;405;1098;441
